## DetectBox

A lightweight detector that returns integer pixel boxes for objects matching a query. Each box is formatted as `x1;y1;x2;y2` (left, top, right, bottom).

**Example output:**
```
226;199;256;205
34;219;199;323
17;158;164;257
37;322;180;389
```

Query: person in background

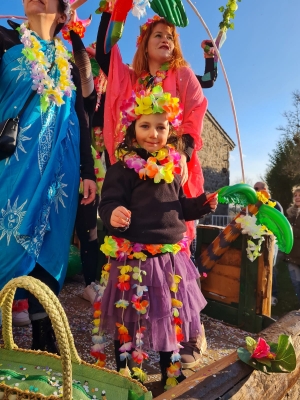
0;0;96;351
253;181;283;306
285;186;300;303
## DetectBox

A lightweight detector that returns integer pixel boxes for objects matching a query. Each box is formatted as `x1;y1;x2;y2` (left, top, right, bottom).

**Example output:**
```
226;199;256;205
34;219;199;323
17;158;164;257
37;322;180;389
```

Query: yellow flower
118;265;133;275
172;244;182;254
135;96;153;115
132;367;147;383
155;148;168;160
171;298;183;308
132;252;147;261
166;377;178;387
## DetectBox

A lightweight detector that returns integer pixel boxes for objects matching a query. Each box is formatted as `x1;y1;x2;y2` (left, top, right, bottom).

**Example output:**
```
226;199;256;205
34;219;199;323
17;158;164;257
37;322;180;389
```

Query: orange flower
145;244;163;255
132;297;149;314
118;274;130;283
175;325;184;342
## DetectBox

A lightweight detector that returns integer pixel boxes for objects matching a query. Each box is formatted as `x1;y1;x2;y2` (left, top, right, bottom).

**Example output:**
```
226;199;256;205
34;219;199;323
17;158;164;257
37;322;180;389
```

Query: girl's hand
111;206;131;228
205;193;218;211
81;179;97;205
180;153;188;185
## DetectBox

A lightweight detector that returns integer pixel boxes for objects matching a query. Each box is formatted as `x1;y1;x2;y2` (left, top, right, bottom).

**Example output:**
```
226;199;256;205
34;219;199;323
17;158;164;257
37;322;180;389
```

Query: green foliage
238;335;296;373
219;0;242;32
265;91;300;213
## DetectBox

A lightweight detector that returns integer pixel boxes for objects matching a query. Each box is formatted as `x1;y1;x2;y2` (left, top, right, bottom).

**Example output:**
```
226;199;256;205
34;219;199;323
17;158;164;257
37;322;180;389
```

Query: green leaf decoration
219;0;241;32
238;335;297;373
245;336;257;353
150;0;188;27
256;204;294;253
217;183;258;206
90;58;100;78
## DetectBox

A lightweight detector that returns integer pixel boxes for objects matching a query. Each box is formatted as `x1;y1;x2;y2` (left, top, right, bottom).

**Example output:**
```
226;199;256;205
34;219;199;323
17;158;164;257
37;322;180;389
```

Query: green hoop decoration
150;0;188;27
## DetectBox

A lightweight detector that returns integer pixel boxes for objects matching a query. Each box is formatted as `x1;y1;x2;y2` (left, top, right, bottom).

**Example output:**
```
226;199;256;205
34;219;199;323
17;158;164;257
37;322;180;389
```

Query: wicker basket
0;276;152;400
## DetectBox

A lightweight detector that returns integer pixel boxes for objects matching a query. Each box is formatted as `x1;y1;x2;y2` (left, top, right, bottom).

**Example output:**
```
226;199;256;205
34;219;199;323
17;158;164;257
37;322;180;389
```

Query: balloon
217;183;258;206
66;244;82;278
104;0;133;54
150;0;188;27
256;204;294;254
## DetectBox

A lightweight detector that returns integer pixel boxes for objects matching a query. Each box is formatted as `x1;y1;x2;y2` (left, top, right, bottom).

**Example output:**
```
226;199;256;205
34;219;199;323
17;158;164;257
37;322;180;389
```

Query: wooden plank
260;235;274;316
154;310;300;400
237;236;259;333
201;263;240;304
217;248;242;267
202;300;238;326
154;352;251;400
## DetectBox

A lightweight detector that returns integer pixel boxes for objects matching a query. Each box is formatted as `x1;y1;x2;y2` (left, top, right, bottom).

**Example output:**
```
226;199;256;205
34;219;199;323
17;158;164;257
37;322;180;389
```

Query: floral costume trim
117;145;181;184
18;23;75;112
91;236;188;387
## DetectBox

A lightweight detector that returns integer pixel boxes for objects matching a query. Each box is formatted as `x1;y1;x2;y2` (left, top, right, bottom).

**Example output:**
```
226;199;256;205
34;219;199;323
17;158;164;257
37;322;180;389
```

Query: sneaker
12;310;31;327
180;324;207;369
82;284;97;304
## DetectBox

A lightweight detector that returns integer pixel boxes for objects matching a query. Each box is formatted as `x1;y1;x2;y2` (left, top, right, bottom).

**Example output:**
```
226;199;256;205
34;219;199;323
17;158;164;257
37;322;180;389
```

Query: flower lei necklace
118;145;181;184
19;23;75;112
136;62;169;92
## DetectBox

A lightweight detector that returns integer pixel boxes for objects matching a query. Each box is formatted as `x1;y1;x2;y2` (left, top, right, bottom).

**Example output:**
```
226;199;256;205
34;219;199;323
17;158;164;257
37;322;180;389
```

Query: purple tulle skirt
99;251;207;352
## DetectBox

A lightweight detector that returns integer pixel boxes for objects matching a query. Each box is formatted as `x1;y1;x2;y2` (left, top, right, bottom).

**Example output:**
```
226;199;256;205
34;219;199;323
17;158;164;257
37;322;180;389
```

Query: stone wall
198;110;235;216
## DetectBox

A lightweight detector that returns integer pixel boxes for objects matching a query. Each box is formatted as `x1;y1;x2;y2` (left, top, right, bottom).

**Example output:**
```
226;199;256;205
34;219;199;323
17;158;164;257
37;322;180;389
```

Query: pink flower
251;338;276;359
132;243;144;252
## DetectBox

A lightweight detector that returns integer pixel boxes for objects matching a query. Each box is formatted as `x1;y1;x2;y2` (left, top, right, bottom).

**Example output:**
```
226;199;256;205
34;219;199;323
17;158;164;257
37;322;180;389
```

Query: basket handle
0;276;82;400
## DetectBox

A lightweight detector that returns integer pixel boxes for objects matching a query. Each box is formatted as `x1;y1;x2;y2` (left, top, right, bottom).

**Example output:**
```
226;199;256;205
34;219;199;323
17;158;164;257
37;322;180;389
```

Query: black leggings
75;194;99;286
27;264;59;316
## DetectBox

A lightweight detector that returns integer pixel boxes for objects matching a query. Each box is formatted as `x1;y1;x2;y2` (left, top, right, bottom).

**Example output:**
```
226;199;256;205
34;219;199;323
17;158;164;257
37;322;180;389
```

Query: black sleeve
0;22;20;60
196;58;218;89
99;163;133;230
69;30;97;121
179;191;212;221
95;12;112;77
182;134;195;161
72;65;95;181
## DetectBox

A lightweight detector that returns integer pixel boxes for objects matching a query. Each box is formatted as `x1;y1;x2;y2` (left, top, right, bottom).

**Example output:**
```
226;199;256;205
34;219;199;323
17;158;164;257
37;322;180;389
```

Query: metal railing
210;215;233;227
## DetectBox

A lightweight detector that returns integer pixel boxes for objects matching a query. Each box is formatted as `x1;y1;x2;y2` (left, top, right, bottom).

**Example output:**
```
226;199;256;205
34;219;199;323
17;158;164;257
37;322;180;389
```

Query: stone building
198;110;235;216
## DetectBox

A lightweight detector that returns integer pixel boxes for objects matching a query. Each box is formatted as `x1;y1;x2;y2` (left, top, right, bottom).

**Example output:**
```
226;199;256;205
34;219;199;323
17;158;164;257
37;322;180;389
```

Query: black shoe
31;316;60;355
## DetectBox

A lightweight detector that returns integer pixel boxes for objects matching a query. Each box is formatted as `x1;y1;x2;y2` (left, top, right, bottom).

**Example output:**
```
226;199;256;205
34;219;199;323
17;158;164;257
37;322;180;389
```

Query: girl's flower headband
119;85;183;133
136;15;165;47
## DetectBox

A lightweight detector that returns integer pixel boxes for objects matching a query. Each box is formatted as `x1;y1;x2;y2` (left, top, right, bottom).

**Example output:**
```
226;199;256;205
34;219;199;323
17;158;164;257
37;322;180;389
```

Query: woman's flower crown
119;85;183;133
136;15;165;47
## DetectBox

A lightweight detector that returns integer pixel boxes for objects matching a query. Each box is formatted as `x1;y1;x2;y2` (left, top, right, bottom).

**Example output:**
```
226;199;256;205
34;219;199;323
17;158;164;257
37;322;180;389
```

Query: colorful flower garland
119;85;183;134
92;236;188;387
19;23;75;112
136;15;164;47
117;145;181;184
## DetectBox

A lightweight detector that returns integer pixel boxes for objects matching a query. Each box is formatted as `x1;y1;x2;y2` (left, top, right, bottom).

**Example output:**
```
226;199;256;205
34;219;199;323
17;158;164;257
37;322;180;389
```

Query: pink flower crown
136;15;165;47
119;85;183;134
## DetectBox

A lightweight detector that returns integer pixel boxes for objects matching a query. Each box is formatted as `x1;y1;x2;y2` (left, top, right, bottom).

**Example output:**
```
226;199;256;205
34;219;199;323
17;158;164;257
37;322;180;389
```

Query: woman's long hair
132;19;189;76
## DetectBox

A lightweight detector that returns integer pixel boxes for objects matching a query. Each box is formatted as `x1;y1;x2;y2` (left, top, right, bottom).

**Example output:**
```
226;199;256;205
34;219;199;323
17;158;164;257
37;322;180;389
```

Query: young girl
92;86;217;388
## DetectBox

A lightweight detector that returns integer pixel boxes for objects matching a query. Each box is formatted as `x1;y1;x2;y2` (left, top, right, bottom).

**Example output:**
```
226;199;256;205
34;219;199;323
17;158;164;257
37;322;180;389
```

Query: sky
1;0;300;185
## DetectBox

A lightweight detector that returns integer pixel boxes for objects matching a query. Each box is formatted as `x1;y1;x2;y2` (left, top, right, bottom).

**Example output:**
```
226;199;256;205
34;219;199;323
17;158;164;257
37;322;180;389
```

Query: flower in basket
237;334;297;373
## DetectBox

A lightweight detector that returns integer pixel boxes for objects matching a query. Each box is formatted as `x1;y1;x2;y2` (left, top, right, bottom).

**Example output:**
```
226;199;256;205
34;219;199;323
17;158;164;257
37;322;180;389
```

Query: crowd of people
0;0;299;391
